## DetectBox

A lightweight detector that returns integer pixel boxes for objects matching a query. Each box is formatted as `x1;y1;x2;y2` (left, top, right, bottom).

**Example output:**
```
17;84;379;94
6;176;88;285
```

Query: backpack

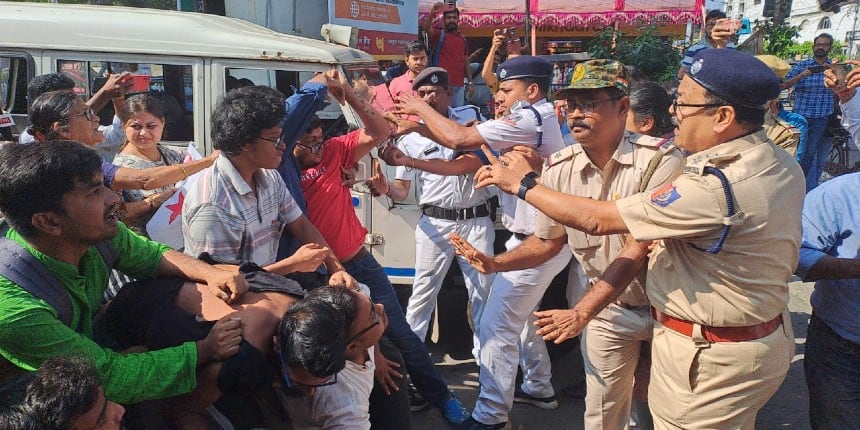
0;222;116;327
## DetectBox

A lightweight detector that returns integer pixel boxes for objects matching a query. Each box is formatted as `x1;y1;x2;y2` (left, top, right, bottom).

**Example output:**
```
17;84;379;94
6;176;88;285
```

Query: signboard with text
328;0;418;58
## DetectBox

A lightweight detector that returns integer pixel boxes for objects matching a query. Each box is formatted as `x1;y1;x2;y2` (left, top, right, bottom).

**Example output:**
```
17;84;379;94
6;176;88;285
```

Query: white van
0;1;422;284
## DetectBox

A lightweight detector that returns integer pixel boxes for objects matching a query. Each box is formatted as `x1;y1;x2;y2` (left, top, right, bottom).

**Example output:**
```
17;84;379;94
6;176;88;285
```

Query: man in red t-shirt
294;77;472;425
423;2;470;107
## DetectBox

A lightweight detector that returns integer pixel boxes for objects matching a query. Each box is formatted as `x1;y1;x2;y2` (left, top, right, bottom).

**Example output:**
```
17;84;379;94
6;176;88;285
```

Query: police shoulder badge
690;59;703;75
650;183;681;208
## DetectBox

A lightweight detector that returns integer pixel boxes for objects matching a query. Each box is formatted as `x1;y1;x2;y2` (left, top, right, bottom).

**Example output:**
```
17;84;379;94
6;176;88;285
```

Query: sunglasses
277;349;338;397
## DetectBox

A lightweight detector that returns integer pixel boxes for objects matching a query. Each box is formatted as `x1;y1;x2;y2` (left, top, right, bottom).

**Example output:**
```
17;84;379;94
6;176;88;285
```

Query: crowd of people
0;3;859;430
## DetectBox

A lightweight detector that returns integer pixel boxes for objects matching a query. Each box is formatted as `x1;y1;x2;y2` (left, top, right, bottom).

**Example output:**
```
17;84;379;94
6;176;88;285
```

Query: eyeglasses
347;302;381;344
566;96;622;115
298;137;325;154
672;96;725;113
257;135;283;147
277;349;338;397
75;107;97;122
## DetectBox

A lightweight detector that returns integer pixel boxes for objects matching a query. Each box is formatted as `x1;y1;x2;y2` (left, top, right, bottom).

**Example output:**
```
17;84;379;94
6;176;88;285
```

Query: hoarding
328;0;418;58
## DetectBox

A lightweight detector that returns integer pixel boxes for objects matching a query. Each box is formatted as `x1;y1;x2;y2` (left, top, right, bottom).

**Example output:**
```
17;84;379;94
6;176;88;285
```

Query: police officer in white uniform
372;67;495;365
393;55;569;430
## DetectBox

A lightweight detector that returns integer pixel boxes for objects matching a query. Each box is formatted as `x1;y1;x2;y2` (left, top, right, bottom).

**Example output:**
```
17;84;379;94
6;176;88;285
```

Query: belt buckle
457;208;467;220
691;323;712;348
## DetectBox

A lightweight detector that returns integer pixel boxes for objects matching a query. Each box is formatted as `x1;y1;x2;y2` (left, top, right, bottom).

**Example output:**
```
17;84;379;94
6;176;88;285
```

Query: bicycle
823;126;860;177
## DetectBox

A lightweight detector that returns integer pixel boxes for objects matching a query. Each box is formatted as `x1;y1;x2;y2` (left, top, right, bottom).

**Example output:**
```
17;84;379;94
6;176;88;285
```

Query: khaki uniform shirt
534;132;685;307
616;130;805;326
764;112;800;157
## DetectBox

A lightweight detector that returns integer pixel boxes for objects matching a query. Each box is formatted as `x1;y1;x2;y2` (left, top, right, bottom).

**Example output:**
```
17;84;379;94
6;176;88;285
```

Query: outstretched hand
449;233;496;274
533;308;587;344
366;160;390;197
473;145;537;195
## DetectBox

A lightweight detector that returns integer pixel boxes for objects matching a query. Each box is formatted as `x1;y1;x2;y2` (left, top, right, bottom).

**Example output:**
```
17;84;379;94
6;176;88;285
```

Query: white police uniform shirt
395;105;492;209
475;98;565;234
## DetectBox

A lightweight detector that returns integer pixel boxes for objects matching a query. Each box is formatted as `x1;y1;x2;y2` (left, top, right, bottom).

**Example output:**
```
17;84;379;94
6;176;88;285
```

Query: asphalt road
410;279;815;430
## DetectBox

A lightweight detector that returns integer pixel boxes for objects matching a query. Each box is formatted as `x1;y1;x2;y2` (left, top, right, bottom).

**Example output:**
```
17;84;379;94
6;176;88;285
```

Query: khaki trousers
649;309;793;430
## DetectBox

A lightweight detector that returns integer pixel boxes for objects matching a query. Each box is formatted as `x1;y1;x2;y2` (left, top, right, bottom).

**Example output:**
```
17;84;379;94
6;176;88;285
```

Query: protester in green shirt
0;140;292;428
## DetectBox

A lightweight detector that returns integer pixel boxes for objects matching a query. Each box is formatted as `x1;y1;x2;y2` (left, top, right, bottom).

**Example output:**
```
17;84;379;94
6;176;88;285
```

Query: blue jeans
800;116;830;192
342;250;450;407
805;314;860;429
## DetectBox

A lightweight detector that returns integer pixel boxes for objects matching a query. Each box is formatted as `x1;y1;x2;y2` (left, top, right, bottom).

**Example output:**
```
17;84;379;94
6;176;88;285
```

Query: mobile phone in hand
831;63;853;88
808;65;827;74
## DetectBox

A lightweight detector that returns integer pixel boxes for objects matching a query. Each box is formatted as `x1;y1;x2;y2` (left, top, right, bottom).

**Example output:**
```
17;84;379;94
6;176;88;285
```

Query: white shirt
475;98;566;234
840;91;860;152
284;347;376;430
395;105;493;209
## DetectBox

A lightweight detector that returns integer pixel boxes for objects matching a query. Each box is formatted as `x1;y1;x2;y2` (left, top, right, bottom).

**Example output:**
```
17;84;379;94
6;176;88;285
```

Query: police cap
687;49;780;109
412;67;449;90
496;56;553;83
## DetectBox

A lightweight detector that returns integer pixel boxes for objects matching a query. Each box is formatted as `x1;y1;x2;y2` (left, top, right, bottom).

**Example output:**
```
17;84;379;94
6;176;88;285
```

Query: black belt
422;202;490;221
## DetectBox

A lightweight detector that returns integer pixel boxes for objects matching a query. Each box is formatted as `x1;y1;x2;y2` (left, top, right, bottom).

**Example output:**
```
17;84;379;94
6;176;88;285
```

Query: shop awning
418;0;704;28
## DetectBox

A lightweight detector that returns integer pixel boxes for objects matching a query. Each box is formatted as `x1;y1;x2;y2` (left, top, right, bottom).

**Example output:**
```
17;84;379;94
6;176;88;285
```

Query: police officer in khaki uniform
474;48;805;430
757;55;805;158
453;59;684;430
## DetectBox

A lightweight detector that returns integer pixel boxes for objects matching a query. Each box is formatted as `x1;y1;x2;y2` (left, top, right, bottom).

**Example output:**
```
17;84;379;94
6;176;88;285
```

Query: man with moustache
452;60;684;430
423;2;471;107
783;33;836;191
393;55;569;430
475;49;804;429
370;67;494;371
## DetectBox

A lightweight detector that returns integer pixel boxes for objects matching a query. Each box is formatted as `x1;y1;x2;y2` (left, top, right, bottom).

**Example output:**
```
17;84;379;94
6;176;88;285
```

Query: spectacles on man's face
565;96;622;115
347;301;381;344
75;106;97;122
672;95;725;115
257;135;283;148
277;349;338;397
298;136;325;154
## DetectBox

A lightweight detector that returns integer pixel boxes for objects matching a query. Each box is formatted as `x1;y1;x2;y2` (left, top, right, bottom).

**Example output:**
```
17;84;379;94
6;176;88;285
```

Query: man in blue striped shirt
783;33;836;191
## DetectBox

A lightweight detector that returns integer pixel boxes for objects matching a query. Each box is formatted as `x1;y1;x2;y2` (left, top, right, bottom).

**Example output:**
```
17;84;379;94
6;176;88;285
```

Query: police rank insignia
650;183;681;207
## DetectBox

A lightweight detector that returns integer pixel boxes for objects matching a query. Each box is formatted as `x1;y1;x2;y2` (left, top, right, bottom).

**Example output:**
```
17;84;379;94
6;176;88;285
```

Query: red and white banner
146;144;203;250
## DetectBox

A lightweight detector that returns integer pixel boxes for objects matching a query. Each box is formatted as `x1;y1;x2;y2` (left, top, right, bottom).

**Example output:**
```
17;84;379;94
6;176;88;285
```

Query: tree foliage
756;20;799;58
587;25;681;83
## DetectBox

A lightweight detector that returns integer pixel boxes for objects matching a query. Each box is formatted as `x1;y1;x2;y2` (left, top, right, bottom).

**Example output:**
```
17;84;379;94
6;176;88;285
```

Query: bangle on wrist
177;165;188;180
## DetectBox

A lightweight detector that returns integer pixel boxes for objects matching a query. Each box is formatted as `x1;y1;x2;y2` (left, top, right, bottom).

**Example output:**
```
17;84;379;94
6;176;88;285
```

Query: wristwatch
517;172;539;200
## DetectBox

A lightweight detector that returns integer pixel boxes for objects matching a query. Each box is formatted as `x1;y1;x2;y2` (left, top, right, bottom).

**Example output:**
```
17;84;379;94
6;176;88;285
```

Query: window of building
818;17;831;30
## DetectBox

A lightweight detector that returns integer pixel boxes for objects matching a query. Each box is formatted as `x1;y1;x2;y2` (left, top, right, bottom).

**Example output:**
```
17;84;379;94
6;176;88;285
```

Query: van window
225;67;350;139
0;55;30;115
56;59;195;141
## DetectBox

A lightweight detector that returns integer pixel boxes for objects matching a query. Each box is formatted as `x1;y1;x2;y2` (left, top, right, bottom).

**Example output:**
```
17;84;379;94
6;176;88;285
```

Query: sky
706;0;726;11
